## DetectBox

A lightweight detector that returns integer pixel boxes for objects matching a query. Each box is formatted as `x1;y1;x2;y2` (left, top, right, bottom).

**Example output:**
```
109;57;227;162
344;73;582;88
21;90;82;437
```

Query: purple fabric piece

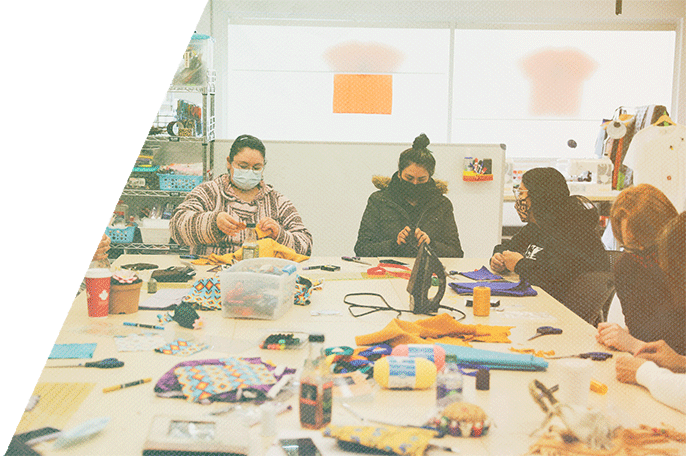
154;357;296;403
458;266;504;281
449;280;538;297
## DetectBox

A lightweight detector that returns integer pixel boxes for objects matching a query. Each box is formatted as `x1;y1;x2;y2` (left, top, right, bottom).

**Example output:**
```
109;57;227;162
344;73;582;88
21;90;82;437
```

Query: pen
302;265;324;270
123;322;165;330
341;256;371;265
103;378;152;393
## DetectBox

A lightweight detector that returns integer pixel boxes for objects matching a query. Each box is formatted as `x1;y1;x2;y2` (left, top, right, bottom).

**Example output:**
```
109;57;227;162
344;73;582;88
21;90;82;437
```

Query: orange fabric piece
191;238;309;265
509;347;556;358
355;313;512;347
333;74;392;114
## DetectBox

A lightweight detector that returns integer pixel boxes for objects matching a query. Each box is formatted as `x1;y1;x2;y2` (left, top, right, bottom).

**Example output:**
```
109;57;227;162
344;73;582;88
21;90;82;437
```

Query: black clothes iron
406;241;446;314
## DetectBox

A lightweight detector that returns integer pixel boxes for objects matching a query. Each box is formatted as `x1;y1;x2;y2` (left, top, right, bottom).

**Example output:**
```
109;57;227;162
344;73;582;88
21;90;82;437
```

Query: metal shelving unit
112;69;216;254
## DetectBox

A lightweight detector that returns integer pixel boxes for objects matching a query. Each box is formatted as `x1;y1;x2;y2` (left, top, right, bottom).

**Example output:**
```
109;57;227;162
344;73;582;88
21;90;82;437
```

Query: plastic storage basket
105;224;137;244
220;258;298;320
157;174;203;192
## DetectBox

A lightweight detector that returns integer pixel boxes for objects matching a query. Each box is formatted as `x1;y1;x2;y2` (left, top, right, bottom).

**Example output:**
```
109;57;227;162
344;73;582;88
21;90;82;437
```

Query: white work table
15;254;685;456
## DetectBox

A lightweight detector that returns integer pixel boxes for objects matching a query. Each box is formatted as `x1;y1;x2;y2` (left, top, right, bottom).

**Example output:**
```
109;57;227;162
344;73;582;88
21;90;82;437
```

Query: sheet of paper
15;382;95;433
114;333;166;352
139;288;191;310
49;343;97;359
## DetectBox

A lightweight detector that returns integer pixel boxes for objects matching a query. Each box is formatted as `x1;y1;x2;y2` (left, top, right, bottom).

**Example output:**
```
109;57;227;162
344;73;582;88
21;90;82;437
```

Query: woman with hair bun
354;133;464;258
490;167;609;304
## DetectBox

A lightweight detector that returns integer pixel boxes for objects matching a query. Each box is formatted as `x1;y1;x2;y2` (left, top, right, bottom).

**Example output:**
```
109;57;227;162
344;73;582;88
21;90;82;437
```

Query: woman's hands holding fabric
216;212;246;236
258;217;281;239
397;226;412;245
596;322;644;354
92;234;111;261
414;228;430;246
635;340;686;373
397;226;430;246
615;354;648;384
501;250;523;272
490;253;507;273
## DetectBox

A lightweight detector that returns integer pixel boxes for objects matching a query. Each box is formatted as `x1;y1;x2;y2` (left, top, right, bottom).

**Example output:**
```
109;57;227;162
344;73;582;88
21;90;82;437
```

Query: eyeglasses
233;161;265;172
513;187;528;199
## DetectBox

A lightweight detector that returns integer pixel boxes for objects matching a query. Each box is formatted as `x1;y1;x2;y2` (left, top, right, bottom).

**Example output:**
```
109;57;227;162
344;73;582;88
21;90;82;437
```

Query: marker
124;322;165;330
103;378;152;393
341;256;371;265
302;265;324;270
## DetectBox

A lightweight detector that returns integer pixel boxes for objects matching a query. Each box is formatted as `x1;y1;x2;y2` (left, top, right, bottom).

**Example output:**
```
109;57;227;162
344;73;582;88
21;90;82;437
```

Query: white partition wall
213;140;505;258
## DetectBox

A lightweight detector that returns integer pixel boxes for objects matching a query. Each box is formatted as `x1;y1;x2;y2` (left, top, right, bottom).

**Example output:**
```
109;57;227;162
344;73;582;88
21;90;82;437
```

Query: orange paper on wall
333;74;392;114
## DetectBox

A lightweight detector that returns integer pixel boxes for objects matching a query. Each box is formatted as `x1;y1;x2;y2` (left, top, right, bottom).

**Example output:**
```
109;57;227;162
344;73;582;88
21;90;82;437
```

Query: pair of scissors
547;352;613;361
527;326;563;341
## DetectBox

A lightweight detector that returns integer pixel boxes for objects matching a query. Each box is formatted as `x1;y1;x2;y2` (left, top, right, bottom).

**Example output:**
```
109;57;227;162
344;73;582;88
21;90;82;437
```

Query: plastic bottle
242;223;260;259
436;354;463;408
299;333;332;429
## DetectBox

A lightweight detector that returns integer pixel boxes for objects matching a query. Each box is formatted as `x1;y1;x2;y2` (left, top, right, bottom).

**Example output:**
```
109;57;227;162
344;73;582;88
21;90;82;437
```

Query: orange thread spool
473;286;491;317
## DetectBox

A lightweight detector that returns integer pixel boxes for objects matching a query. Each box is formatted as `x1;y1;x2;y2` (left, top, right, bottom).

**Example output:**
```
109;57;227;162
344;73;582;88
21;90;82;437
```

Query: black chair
562;270;616;327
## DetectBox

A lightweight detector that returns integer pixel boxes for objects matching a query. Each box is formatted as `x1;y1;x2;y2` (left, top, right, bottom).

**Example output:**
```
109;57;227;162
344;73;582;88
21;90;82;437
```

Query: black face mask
398;178;433;202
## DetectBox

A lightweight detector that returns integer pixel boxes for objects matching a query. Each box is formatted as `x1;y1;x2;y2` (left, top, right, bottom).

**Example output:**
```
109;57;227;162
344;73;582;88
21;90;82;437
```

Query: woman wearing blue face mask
170;134;312;256
354;133;463;258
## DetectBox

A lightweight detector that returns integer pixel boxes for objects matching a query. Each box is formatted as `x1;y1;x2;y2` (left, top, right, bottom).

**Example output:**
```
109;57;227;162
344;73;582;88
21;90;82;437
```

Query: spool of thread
373;356;436;389
473;287;491;317
557;358;593;407
476;368;490;391
391;344;446;371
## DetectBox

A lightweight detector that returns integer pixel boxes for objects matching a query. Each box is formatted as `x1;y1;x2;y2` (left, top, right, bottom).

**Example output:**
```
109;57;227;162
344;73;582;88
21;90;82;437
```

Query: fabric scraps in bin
449;279;538;297
174;357;277;403
191;237;309;265
324;424;437;456
355;313;512;347
155;338;209;356
49;343;97;359
114;333;166;352
182;277;221;310
154;357;296;403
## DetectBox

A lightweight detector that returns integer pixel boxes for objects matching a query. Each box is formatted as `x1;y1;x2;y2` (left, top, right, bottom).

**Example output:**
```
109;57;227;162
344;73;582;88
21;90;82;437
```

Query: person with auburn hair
609;212;686;413
596;185;683;355
354;133;463;258
489;167;609;304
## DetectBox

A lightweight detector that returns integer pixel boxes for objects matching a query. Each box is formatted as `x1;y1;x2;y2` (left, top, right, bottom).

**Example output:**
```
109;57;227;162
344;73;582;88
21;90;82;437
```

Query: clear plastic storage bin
220;258;298;320
172;33;214;87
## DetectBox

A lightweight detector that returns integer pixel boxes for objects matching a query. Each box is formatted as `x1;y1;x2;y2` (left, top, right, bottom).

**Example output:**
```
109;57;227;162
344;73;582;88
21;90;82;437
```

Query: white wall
197;0;686;141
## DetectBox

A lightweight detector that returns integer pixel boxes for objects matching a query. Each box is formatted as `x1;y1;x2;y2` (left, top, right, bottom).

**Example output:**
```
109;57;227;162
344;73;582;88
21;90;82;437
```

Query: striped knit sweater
170;174;312;256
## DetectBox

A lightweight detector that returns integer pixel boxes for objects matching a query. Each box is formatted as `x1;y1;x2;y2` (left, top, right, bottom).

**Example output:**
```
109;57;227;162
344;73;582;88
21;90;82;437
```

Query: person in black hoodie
490;167;609;303
354;134;463;258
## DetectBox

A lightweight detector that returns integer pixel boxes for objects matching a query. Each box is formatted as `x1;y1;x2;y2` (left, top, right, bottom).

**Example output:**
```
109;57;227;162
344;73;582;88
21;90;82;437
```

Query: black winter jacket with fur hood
354;173;464;258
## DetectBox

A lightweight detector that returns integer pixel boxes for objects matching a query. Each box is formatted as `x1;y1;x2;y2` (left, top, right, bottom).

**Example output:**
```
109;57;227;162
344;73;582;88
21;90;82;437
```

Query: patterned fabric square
173;357;276;403
155;338;209;356
182;277;222;311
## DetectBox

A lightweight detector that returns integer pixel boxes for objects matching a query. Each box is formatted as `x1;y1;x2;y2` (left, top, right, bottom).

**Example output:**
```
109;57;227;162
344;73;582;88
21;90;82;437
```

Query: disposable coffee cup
557;358;593;408
85;268;111;318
